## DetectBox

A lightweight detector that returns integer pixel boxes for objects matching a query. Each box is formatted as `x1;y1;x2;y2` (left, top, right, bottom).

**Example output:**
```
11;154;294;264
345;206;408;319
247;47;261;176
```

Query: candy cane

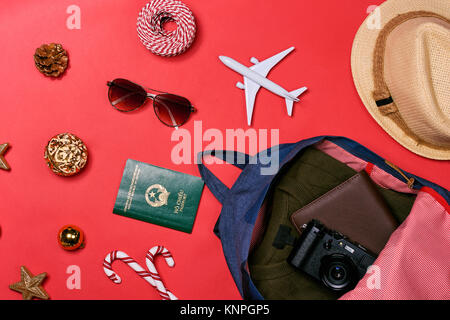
145;246;176;300
137;0;196;56
103;250;177;300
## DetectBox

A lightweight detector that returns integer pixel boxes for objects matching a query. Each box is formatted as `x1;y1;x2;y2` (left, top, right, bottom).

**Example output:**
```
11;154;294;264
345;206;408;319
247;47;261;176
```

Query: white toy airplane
219;47;307;126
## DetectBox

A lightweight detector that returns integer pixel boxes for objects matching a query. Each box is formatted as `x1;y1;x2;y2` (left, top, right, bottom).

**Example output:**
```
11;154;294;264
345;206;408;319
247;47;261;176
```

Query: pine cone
34;43;69;77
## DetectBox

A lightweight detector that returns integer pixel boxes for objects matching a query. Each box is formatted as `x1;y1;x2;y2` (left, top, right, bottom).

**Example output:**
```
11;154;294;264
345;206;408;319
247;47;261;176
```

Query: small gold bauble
58;225;85;251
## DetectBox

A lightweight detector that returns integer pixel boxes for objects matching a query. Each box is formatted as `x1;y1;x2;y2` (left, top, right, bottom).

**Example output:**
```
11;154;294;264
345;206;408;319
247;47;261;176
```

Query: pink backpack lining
316;140;418;194
341;191;449;300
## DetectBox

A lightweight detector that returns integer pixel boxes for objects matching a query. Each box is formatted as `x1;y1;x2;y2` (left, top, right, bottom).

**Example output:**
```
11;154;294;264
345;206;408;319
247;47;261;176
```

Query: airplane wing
249;47;295;78
243;76;260;126
242;47;295;125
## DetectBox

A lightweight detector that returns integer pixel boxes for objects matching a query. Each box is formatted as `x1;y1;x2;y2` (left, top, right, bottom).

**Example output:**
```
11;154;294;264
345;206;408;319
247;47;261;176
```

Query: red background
0;0;448;300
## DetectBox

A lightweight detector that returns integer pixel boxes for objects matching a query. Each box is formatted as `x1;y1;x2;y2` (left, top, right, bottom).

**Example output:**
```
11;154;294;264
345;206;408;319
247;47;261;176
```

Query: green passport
113;159;204;233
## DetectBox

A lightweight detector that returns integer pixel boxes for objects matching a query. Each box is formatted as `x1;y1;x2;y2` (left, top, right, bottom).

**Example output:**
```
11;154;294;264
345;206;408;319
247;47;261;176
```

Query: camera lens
320;255;355;291
330;265;346;281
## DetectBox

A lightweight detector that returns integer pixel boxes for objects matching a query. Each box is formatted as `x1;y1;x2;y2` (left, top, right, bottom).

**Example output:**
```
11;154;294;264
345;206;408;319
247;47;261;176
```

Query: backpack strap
197;150;251;204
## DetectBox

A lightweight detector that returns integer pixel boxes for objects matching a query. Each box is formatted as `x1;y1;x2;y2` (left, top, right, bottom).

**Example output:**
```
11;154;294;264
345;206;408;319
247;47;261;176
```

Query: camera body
288;220;377;292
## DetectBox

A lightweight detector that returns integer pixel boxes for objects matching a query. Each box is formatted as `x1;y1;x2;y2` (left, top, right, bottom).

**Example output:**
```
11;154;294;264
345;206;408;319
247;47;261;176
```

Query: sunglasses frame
107;78;196;128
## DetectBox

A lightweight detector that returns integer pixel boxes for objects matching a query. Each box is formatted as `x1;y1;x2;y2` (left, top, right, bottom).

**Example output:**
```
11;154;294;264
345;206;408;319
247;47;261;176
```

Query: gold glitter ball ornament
58;225;85;250
44;133;88;176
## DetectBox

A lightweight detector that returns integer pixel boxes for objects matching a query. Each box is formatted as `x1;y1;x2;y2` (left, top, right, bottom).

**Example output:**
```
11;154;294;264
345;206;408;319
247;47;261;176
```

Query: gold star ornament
0;143;11;170
9;266;50;300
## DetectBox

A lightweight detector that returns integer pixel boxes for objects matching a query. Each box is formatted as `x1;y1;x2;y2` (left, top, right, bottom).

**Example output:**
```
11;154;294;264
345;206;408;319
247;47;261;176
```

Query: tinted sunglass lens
154;94;192;127
108;79;147;112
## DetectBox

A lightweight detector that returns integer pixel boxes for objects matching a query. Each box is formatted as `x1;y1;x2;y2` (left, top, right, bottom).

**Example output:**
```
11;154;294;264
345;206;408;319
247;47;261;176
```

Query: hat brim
351;0;450;160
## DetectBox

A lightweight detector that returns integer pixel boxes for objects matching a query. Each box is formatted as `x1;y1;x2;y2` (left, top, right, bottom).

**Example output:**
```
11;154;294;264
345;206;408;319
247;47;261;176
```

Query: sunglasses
107;78;195;127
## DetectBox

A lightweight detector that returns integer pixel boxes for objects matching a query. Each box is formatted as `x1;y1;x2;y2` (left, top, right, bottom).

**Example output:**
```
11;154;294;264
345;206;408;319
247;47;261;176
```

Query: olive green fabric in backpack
248;146;416;300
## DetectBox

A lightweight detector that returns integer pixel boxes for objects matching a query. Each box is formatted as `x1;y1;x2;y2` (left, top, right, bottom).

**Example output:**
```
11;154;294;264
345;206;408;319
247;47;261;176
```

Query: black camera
288;220;377;293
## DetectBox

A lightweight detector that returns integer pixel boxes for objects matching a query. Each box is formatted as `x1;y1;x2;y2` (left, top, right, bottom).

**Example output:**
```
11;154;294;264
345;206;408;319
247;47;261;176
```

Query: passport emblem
145;184;170;208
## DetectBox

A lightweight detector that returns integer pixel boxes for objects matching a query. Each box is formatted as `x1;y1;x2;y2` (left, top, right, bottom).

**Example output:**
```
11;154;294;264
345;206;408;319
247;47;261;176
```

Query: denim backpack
197;136;450;300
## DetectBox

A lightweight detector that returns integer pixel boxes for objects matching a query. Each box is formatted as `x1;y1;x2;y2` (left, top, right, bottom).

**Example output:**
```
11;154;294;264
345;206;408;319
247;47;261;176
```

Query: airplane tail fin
285;87;307;116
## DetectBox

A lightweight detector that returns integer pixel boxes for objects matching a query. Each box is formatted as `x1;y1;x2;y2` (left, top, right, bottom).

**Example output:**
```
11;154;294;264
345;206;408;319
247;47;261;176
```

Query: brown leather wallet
290;171;398;254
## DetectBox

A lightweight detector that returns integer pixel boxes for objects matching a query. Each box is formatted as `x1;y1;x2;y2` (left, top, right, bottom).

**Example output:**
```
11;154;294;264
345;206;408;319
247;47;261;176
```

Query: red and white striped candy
103;249;177;300
137;0;196;56
145;246;176;300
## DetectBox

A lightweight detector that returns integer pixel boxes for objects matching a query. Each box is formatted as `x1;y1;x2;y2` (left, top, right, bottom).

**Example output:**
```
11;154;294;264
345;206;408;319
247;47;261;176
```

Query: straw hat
351;0;450;160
